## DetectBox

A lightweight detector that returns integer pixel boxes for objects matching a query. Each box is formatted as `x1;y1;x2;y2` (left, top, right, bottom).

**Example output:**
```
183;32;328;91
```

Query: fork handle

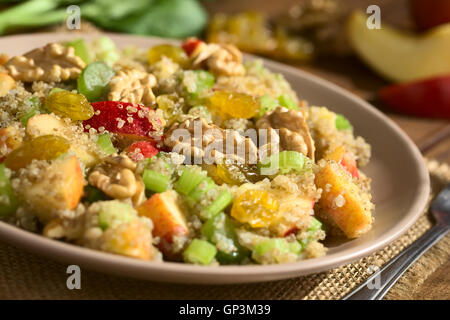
343;224;449;300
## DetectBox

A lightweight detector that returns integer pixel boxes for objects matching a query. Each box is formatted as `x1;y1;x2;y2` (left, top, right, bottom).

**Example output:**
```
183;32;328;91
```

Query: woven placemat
0;159;448;300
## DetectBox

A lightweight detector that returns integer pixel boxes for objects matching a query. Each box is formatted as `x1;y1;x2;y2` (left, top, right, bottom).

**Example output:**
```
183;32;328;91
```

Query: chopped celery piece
183;239;217;265
48;87;66;96
77;61;115;102
65;38;92;64
288;241;302;254
175;168;206;195
0;164;18;217
258;151;309;175
93;36;120;66
96;133;117;155
258;94;278;117
98;201;135;230
184;70;214;104
143;169;170;193
254;238;300;256
201;212;248;264
300;218;324;249
186;177;215;206
335;114;352;131
20;96;42;127
309;217;322;232
203;189;233;219
278;94;298;110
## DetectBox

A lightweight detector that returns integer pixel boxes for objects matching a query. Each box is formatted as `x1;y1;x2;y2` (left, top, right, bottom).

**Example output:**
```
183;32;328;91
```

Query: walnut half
256;107;315;161
5;43;86;82
191;43;245;77
108;69;157;105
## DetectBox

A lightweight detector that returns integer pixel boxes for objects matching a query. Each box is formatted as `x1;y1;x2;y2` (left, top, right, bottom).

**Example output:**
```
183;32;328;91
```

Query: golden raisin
231;189;279;228
4;135;70;170
208;91;260;119
45;91;94;120
147;44;188;67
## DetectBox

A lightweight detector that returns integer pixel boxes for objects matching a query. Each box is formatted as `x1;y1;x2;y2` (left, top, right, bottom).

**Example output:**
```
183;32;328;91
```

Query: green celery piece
98;201;135;230
254;239;288;255
142;169;170;193
183;239;217;265
258;150;309;175
20;96;42;127
309;217;322;232
257;94;278;117
203;189;233;219
77;61;115;101
201;213;249;264
300;218;324;249
66;38;92;64
0;163;18;217
185;70;214;104
175;168;206;195
278;94;299;110
96;134;117;155
93;36;120;66
186;177;216;207
335;114;352;131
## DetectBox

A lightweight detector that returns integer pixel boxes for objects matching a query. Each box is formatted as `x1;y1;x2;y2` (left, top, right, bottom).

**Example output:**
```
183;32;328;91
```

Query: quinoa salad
0;37;374;265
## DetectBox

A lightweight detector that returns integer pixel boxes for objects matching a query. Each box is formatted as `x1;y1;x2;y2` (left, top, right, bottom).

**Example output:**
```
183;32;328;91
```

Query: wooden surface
206;0;450;300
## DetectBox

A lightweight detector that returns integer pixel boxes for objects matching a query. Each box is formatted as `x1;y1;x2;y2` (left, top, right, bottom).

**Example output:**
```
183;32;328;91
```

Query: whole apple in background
410;0;450;31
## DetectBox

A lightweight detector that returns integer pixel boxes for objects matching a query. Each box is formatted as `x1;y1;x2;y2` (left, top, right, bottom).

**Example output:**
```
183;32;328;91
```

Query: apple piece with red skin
410;0;450;31
271;197;316;237
125;141;159;162
182;38;205;57
379;75;450;119
326;146;359;179
83;101;164;141
136;190;189;256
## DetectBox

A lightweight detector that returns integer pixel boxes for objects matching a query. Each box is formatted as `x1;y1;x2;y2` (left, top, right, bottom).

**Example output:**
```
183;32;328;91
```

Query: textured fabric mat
0;159;448;300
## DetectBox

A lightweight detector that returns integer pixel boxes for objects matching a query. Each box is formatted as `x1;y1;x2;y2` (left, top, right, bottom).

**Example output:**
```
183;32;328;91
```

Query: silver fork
343;184;450;300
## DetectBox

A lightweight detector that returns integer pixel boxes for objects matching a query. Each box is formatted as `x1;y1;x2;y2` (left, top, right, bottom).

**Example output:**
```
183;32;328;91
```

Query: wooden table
206;0;450;300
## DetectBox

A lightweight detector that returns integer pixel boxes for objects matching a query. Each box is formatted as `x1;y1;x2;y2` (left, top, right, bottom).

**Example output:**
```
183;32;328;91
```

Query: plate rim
0;32;430;284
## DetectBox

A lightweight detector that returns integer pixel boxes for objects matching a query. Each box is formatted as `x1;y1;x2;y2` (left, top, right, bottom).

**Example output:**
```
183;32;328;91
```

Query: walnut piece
5;43;86;82
256;107;315;160
88;154;145;206
108;69;157;105
0;53;9;65
165;117;258;164
192;43;245;76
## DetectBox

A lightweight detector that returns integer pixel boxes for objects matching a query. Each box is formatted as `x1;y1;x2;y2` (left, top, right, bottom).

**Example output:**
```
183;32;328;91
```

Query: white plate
0;33;430;284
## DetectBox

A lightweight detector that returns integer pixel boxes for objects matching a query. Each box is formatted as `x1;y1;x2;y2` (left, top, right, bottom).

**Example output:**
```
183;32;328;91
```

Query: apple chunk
22;156;83;223
347;11;450;82
315;161;373;238
137;190;189;250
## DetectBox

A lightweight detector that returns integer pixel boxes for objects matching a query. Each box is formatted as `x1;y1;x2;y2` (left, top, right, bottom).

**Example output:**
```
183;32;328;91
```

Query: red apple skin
182;38;204;56
83;101;162;139
379;75;450;119
340;152;359;179
410;0;450;31
125;141;159;162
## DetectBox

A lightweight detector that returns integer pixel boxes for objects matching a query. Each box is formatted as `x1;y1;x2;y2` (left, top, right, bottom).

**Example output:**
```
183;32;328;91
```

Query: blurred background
0;0;449;162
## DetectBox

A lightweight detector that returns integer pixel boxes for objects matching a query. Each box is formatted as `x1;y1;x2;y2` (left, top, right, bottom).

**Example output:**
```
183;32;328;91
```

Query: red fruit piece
182;38;204;57
83;101;164;140
340;152;360;179
125;141;159;162
379;75;450;119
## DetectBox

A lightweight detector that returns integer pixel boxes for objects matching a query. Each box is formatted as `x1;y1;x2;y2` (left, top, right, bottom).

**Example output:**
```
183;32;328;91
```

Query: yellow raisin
45;91;94;120
208;91;260;119
5;135;70;170
148;44;188;67
231;189;279;228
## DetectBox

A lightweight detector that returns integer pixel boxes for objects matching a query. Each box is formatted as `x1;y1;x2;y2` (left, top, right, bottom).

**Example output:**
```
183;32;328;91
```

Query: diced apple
270;196;315;237
315;161;373;238
347;11;450;82
26;114;100;166
325;146;359;179
182;38;205;57
0;72;15;97
102;219;155;260
22;156;83;223
136;190;189;253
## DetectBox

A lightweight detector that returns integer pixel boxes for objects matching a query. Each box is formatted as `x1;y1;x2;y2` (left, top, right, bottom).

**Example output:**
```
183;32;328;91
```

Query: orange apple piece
0;72;15;97
315;161;373;238
22;156;83;223
325;146;359;179
137;190;189;244
0;126;22;160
